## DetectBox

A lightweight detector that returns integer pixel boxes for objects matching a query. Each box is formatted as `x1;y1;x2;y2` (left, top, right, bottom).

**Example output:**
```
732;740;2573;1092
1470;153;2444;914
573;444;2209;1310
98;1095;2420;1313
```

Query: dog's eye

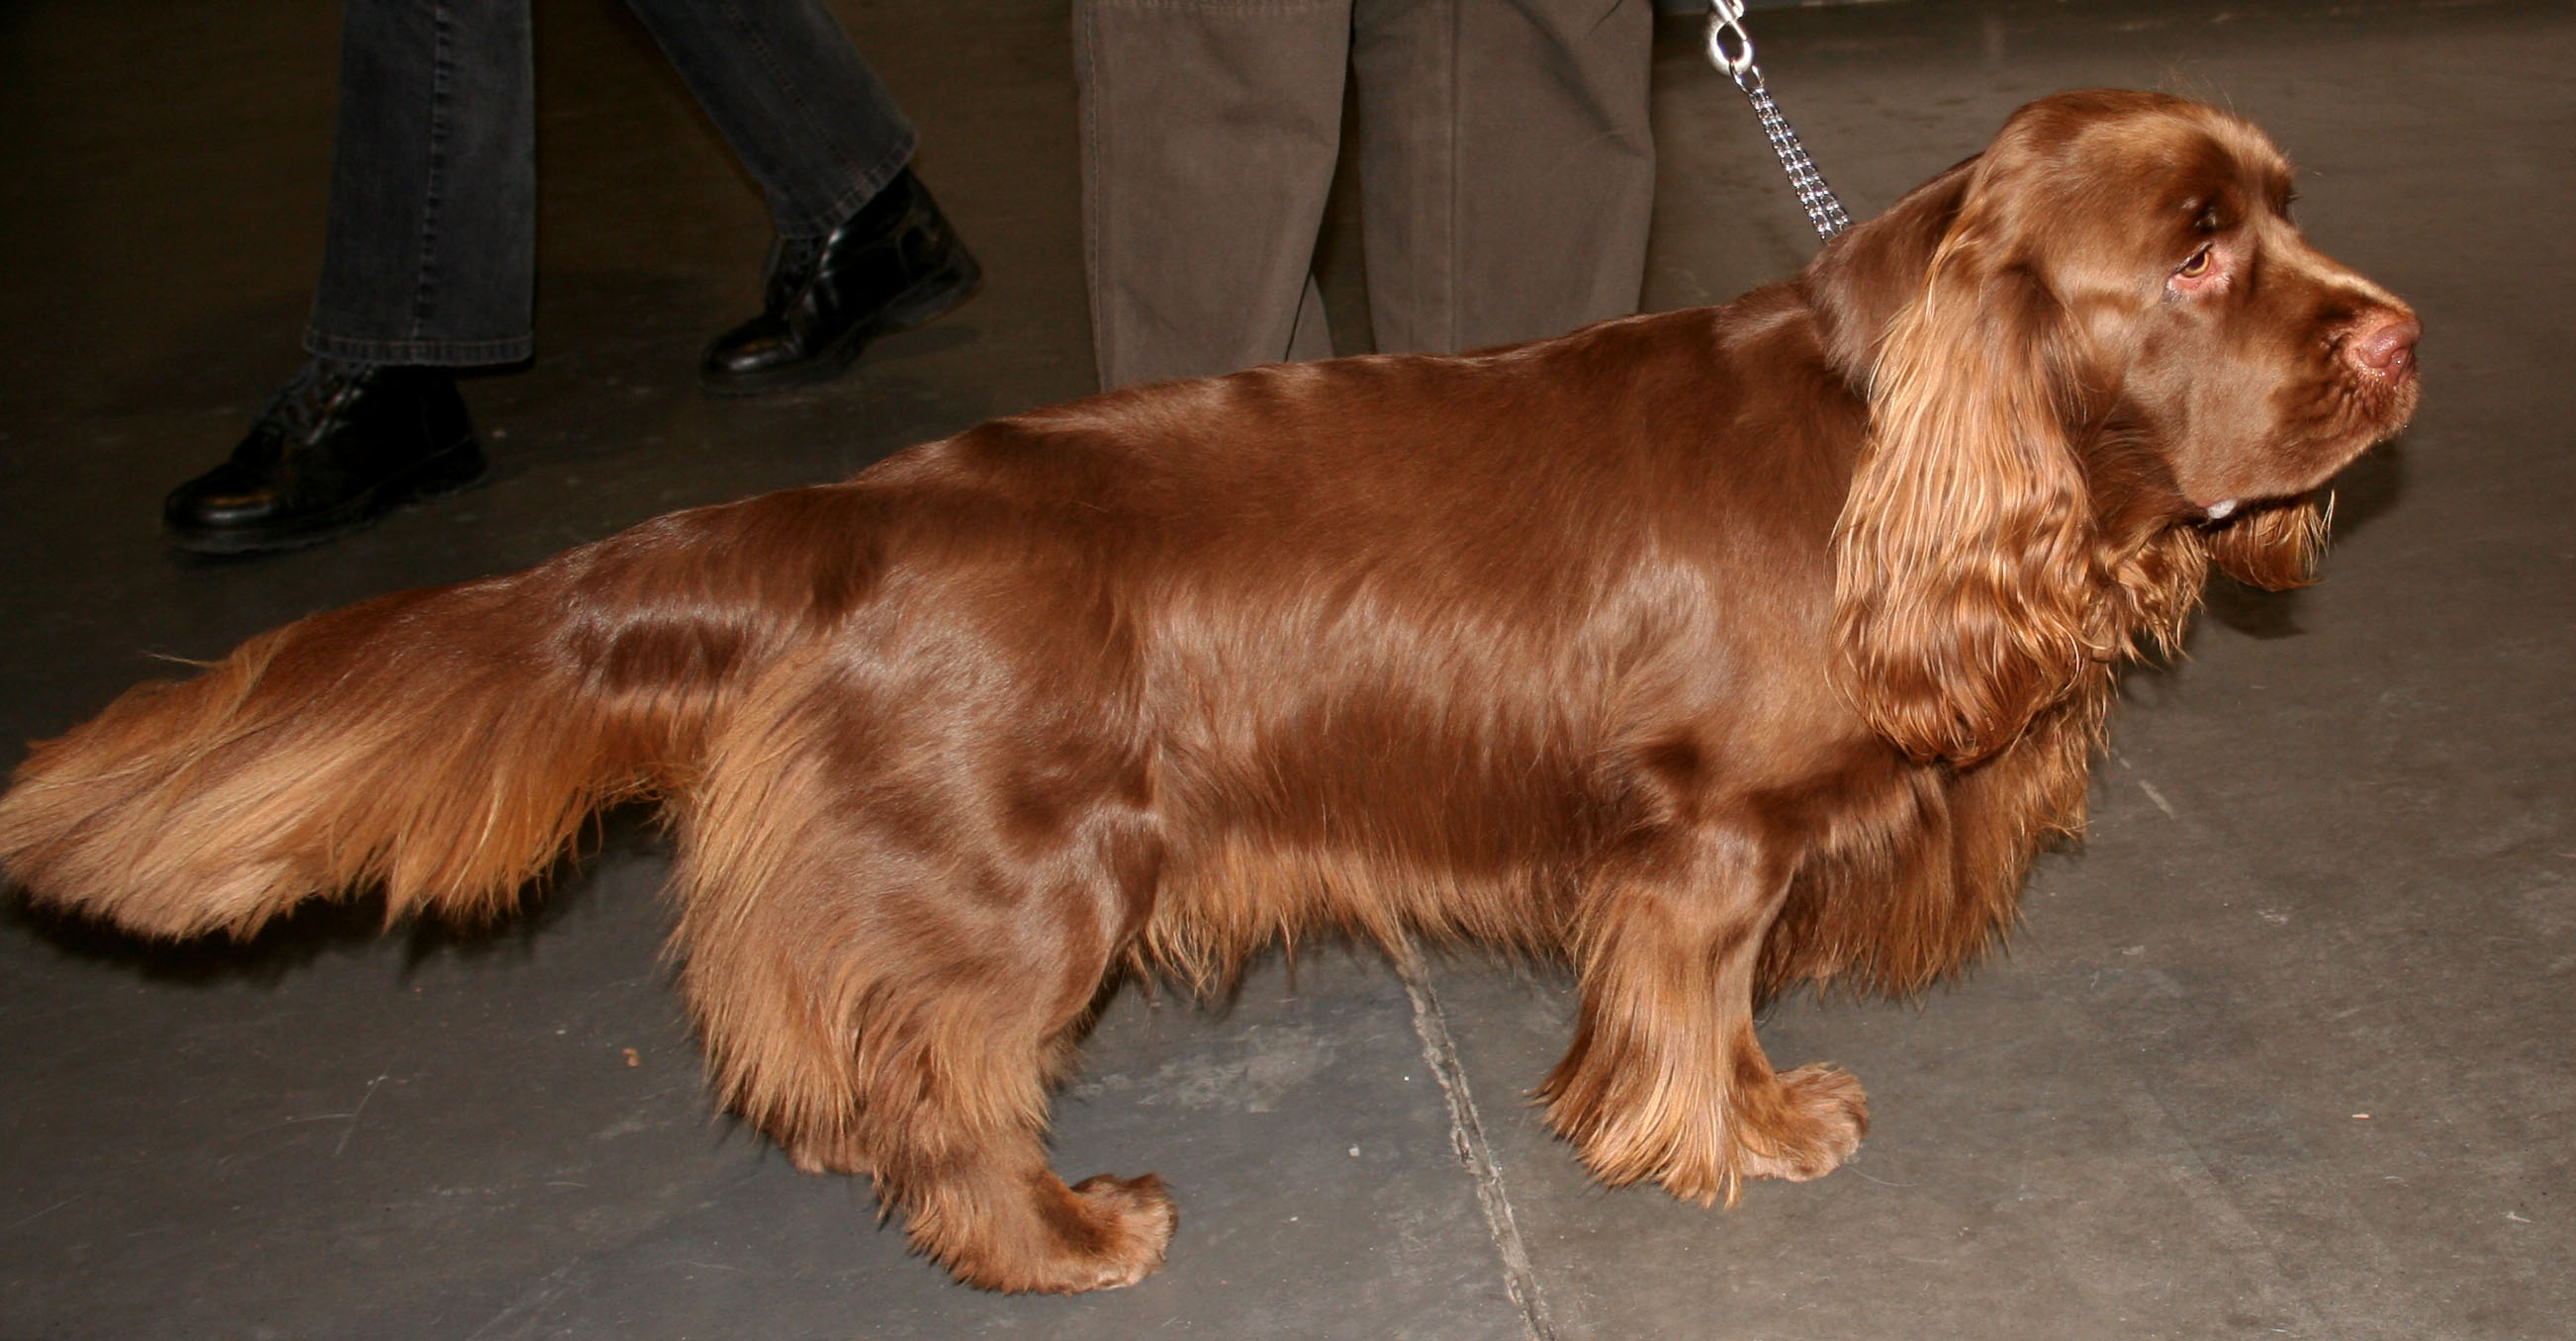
2177;247;2213;279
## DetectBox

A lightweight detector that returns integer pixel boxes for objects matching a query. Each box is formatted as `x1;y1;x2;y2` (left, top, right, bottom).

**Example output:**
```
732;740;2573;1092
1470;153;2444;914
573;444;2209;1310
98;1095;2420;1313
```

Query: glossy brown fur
0;93;2418;1294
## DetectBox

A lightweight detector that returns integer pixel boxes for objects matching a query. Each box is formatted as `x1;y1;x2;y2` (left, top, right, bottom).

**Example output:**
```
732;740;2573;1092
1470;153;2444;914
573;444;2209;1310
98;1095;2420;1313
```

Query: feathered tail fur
0;489;855;940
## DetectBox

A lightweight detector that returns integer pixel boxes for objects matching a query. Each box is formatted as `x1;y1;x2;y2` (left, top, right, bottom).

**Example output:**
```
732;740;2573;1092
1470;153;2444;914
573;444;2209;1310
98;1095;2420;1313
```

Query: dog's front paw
1734;1063;1869;1184
1058;1173;1178;1291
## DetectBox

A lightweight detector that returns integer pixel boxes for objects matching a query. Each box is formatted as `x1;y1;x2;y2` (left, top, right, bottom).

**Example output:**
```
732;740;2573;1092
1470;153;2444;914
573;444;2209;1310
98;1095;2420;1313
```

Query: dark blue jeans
306;0;916;366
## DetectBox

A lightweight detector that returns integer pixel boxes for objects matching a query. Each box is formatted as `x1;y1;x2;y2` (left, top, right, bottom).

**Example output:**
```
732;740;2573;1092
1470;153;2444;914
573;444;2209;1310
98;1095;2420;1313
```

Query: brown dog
0;92;2418;1293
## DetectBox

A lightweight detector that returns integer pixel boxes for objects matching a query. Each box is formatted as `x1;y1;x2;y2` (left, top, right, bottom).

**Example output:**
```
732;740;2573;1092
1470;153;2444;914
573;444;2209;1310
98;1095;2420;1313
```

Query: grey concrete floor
2;1;2570;1337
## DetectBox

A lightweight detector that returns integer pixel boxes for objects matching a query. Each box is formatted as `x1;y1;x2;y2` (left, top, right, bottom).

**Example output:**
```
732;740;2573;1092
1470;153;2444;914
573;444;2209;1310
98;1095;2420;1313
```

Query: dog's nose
2347;313;2420;383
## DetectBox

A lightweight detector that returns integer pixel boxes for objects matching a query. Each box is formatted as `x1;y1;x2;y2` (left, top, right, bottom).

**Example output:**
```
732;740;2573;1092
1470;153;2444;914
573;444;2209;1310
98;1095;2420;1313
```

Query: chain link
1704;2;1850;240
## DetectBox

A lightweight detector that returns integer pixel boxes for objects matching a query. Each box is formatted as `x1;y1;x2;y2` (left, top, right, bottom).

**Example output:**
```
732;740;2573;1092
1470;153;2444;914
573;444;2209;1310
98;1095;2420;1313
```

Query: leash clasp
1706;0;1760;89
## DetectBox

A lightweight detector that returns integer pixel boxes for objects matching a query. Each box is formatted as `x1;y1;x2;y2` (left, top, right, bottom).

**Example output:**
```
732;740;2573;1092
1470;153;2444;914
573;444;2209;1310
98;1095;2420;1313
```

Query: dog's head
1814;90;2421;764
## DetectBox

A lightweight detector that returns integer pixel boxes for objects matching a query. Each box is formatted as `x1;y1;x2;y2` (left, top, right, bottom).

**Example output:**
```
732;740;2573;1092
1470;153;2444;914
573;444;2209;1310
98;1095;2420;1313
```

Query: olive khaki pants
1074;0;1656;390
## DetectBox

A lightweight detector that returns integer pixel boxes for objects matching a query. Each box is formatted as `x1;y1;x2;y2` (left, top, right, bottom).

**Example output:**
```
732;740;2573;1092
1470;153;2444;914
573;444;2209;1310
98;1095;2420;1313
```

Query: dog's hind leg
668;649;1175;1293
1534;817;1870;1207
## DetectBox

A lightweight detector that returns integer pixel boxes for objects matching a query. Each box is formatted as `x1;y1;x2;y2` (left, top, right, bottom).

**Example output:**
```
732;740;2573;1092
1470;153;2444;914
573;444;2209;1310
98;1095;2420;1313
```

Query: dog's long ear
1805;158;1974;391
2202;495;2328;591
1830;177;2100;766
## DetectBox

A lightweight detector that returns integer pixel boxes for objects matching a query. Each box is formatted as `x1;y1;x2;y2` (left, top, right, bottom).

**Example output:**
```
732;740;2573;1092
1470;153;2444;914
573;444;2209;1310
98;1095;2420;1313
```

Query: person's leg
1073;0;1350;391
624;0;913;237
308;0;536;366
625;0;981;393
1352;0;1654;355
167;0;529;555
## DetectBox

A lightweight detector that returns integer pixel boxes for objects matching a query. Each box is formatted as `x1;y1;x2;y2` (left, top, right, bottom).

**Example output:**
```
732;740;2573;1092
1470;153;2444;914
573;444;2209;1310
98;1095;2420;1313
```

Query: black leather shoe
700;168;982;396
163;360;487;556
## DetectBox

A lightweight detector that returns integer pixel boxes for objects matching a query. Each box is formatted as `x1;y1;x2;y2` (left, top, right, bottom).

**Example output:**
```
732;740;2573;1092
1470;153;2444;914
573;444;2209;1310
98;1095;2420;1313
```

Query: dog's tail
0;488;875;940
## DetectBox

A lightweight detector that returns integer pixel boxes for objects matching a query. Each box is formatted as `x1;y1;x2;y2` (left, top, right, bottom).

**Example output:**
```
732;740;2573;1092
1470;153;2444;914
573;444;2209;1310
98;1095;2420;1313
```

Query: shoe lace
222;359;371;468
254;359;370;443
764;234;827;311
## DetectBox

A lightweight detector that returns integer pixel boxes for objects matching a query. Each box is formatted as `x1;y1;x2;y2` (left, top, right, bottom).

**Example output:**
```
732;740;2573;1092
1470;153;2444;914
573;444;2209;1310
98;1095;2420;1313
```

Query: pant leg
1074;0;1351;391
1352;0;1654;354
307;0;537;366
622;0;917;240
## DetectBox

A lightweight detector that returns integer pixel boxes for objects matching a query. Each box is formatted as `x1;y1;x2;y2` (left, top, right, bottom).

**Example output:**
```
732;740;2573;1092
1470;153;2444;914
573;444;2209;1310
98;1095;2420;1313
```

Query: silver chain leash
1706;0;1851;240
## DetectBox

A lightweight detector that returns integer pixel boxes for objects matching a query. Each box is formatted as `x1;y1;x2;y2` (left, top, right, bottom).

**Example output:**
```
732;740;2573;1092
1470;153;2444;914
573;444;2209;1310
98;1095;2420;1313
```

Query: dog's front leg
1535;821;1868;1206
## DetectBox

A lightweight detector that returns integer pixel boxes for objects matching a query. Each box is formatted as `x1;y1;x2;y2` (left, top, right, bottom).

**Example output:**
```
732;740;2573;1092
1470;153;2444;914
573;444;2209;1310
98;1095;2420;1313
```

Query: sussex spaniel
0;92;2419;1293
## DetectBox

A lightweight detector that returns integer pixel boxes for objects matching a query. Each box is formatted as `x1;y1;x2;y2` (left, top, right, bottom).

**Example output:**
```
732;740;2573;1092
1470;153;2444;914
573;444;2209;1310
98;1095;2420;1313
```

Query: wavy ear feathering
1828;163;2106;767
